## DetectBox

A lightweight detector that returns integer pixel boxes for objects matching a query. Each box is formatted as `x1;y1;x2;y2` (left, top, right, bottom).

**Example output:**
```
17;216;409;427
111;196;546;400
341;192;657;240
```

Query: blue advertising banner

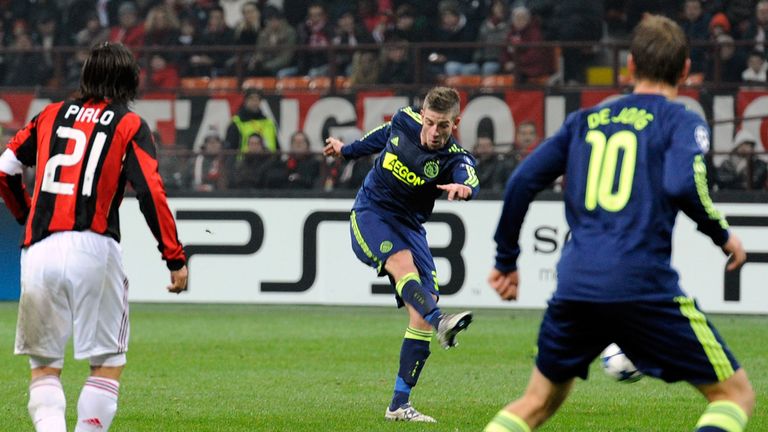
0;203;21;300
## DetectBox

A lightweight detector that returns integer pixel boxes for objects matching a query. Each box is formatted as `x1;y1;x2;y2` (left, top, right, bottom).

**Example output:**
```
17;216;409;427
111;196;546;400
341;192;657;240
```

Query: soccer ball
600;343;643;383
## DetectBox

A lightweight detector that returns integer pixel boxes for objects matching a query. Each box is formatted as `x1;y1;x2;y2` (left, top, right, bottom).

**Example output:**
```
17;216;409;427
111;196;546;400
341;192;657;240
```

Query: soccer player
0;42;188;432
323;86;477;423
485;15;755;432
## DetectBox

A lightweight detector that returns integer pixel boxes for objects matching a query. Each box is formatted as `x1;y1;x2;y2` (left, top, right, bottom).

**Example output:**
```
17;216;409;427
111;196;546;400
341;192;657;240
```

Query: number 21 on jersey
41;126;107;197
584;130;637;212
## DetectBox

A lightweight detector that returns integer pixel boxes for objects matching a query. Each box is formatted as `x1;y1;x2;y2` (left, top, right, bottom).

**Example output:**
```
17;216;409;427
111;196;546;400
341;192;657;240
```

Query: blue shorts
349;208;439;306
536;297;740;385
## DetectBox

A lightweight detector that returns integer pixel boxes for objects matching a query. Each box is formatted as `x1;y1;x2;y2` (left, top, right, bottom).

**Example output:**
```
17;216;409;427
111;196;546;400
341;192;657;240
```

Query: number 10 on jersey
584;130;637;212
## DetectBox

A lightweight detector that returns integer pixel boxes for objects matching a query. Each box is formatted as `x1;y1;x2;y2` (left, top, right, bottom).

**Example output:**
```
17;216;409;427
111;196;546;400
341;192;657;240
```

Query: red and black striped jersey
0;99;186;270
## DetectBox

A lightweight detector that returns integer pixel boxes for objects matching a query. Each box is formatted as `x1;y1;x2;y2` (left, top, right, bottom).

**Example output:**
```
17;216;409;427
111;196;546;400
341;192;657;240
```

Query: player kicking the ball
0;42;187;431
484;15;754;432
324;86;477;423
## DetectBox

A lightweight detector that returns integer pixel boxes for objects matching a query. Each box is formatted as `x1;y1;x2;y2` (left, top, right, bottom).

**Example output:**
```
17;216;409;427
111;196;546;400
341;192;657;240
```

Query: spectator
295;2;334;77
337;155;374;190
158;144;192;191
473;135;507;191
232;1;261;45
427;0;478;77
3;27;50;87
502;6;554;83
348;50;380;86
726;0;757;41
193;132;227;192
742;0;768;53
141;53;180;89
680;0;710;75
357;0;391;41
32;11;64;77
717;129;768;190
248;6;297;77
282;131;321;189
472;0;509;76
74;12;109;47
390;4;425;43
143;5;180;47
378;38;413;85
709;12;731;39
706;34;745;83
232;133;283;189
507;120;540;168
742;50;768;82
65;47;91;88
225;89;279;158
332;6;375;76
531;0;603;84
108;2;145;48
176;16;203;77
193;5;234;76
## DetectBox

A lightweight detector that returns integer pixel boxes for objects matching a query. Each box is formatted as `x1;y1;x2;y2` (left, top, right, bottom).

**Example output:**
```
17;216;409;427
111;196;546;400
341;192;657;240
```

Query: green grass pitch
0;303;765;431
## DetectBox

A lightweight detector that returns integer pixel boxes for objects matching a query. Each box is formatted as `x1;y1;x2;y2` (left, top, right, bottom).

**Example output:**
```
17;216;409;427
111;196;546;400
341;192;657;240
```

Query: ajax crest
424;160;440;178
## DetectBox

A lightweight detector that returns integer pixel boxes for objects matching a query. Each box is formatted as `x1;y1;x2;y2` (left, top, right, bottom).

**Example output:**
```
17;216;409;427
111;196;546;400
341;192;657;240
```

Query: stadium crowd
1;0;767;192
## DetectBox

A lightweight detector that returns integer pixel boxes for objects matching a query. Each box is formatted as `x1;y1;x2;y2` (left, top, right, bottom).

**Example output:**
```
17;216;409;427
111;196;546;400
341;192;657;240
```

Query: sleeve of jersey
450;153;480;199
340;122;391;159
663;118;729;246
0;117;38;224
0;149;31;224
494;117;571;272
123;120;187;270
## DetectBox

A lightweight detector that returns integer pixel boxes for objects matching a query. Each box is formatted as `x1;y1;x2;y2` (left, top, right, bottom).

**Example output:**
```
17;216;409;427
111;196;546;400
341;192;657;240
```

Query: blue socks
395;273;441;328
390;329;432;411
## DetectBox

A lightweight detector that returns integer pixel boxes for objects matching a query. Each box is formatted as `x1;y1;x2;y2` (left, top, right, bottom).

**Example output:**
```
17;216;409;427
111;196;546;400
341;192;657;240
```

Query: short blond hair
423;86;461;118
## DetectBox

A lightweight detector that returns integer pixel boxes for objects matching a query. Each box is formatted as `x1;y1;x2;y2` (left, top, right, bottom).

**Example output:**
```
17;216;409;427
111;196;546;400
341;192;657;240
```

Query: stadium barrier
1;197;766;312
110;197;767;314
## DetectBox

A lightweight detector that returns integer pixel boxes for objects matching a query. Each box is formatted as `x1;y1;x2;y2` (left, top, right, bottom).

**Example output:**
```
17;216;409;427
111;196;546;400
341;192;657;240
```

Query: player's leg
75;361;124;432
694;369;754;432
28;361;67;432
16;239;71;432
386;250;441;326
616;297;753;432
386;236;473;349
385;301;437;422
486;300;606;431
68;233;129;432
485;367;574;431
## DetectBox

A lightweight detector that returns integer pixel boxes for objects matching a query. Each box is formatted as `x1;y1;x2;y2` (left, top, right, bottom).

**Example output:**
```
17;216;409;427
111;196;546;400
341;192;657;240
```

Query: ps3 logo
177;210;466;296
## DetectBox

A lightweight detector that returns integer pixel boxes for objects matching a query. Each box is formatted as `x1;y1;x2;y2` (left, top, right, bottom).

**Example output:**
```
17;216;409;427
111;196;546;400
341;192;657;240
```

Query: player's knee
734;373;756;415
29;355;64;371
386;250;416;274
90;353;126;380
708;369;756;416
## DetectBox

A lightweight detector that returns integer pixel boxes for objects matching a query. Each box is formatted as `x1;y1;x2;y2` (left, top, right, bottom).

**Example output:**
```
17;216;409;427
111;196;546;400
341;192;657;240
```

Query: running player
324;86;477;423
0;42;187;432
484;15;754;432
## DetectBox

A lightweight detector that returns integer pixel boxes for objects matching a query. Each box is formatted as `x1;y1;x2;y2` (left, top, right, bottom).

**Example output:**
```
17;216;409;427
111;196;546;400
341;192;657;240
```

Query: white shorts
15;231;130;362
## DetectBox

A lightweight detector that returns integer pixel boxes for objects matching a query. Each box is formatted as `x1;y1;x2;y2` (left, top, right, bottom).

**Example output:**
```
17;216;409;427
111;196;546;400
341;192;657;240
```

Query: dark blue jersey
342;106;479;227
494;93;729;301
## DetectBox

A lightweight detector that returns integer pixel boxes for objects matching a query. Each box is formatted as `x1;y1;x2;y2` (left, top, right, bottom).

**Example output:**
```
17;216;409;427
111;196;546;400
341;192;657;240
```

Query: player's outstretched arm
722;232;746;271
488;268;519;301
436;183;472;201
323;137;344;158
168;265;189;294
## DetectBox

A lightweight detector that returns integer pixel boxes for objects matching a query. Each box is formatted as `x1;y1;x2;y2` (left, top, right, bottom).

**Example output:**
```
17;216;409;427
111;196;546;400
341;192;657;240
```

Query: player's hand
437;183;472;201
488;268;519;301
323;137;344;158
722;233;746;271
168;265;189;294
